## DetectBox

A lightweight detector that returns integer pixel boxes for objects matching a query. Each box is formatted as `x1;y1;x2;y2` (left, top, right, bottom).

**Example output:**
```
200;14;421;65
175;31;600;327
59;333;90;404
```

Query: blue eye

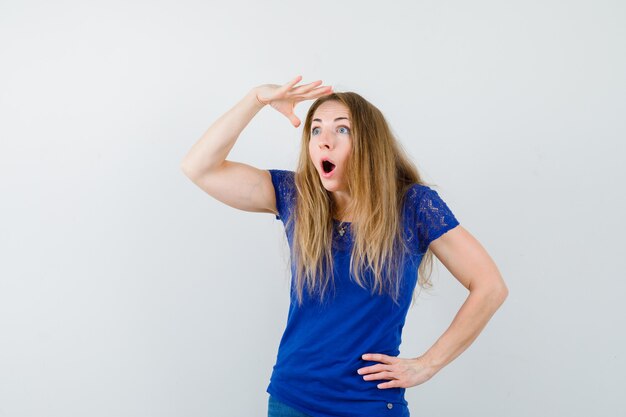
311;126;350;135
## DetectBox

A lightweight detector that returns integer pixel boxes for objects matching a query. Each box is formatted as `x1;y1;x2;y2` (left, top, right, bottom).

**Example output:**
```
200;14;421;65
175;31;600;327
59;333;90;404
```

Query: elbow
474;278;508;306
180;161;198;179
493;282;509;305
488;272;509;304
180;159;222;179
180;164;191;179
499;287;509;304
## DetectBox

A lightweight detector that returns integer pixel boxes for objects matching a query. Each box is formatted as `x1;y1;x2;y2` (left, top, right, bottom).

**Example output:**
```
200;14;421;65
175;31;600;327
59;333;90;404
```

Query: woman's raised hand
254;75;333;128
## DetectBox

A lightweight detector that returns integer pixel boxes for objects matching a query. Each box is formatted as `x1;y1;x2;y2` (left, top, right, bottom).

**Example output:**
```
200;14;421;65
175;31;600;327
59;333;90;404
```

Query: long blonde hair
286;92;436;306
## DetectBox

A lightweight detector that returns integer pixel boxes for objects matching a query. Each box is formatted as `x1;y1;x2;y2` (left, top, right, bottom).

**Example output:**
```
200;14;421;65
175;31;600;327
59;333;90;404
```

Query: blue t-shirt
266;169;460;417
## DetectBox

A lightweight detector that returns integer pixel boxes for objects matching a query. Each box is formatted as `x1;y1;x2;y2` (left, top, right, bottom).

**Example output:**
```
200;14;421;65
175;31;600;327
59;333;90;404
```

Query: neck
331;193;352;222
332;207;351;222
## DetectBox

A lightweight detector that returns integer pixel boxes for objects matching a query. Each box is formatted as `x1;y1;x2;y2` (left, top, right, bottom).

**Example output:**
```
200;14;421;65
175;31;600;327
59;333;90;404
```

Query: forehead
312;100;350;121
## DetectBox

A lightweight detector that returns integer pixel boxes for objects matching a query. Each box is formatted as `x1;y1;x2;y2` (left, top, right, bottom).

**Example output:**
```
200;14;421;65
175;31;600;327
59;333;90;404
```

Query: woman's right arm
180;76;332;215
180;87;276;214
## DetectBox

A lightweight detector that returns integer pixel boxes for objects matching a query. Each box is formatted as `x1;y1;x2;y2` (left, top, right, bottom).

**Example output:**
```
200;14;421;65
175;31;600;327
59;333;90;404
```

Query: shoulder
268;169;297;221
403;183;439;208
402;183;438;222
405;183;458;221
268;168;295;176
406;182;432;195
403;182;460;249
268;169;295;181
268;169;296;187
268;169;296;193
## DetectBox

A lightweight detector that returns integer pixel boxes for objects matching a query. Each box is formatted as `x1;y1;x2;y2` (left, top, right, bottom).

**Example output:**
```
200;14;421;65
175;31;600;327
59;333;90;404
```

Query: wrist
417;352;445;375
249;87;267;109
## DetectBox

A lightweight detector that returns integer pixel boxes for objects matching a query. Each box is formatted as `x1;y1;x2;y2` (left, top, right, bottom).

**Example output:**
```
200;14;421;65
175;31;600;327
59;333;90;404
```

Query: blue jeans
268;395;313;417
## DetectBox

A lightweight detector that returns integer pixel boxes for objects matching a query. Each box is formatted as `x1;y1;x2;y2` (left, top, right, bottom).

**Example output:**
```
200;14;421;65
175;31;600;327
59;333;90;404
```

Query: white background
1;0;624;416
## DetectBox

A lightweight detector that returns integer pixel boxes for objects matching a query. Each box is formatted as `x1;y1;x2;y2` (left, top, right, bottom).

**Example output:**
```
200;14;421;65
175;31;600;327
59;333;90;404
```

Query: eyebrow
312;117;350;123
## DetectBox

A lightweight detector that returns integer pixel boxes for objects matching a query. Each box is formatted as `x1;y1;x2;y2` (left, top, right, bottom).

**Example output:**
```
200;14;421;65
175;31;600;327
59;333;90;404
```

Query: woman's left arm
358;225;509;389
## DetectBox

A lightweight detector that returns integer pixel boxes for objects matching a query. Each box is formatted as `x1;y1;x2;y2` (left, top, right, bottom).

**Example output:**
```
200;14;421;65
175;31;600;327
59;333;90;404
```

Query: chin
320;178;342;191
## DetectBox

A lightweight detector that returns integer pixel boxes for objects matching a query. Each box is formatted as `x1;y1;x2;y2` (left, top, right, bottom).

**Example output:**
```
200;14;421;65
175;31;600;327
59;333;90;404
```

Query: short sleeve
407;184;460;254
268;169;296;222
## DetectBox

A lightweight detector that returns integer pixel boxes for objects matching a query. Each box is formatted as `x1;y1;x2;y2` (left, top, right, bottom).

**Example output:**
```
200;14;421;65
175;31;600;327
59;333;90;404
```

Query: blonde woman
181;76;508;417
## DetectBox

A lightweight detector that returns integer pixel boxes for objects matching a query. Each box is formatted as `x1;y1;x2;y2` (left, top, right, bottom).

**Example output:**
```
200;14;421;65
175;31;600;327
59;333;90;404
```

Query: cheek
341;145;352;160
308;143;317;163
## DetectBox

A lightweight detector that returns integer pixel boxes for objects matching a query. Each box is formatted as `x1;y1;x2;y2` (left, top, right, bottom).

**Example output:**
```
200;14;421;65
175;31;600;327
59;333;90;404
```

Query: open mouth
322;159;336;174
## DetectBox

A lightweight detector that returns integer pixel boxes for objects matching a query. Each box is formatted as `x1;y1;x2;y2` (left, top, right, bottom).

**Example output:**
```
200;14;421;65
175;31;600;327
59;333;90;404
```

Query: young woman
181;76;508;417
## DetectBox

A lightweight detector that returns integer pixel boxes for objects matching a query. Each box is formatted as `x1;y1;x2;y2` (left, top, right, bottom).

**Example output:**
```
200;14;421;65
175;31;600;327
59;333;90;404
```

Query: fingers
362;369;394;381
362;353;395;364
298;85;333;100
278;75;304;94
265;76;331;127
357;363;389;375
358;354;422;390
289;79;323;94
284;110;301;128
359;366;406;389
272;76;333;106
294;82;332;97
377;380;402;389
286;78;333;99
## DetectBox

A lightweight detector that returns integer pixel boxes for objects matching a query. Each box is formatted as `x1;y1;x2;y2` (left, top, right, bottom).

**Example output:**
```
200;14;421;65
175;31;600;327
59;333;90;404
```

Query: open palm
255;75;333;127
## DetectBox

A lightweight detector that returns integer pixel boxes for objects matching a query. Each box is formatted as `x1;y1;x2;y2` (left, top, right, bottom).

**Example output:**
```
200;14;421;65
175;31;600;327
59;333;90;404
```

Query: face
308;100;353;194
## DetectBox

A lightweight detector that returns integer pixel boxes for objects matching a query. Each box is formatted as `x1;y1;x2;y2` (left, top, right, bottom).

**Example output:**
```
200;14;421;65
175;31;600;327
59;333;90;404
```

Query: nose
317;130;334;150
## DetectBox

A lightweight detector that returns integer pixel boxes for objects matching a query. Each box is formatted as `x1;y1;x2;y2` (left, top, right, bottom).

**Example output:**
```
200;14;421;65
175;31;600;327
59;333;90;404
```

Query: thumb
289;114;301;128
